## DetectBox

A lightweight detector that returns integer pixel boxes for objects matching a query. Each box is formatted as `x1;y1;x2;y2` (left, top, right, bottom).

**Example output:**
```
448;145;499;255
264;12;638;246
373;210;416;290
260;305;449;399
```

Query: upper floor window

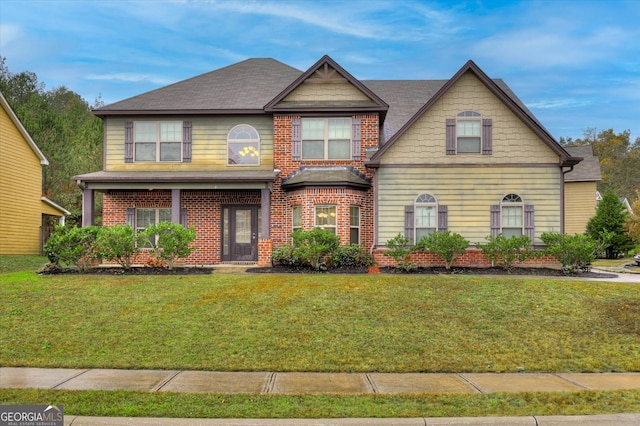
501;193;523;238
415;193;438;241
456;111;481;153
228;124;260;166
302;118;351;160
134;121;182;162
446;112;492;155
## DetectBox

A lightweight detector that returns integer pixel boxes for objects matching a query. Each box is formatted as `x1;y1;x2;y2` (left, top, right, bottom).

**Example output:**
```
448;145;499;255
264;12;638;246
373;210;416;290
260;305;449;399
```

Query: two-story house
75;56;582;267
1;91;70;255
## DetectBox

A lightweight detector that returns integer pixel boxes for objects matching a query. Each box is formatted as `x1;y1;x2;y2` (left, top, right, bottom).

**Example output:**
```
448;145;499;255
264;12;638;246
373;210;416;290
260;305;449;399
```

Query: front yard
1;256;640;418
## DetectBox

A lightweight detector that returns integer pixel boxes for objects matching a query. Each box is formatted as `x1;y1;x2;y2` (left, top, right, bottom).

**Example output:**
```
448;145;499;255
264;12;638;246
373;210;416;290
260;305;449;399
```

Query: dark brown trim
281;181;371;192
264;55;388;120
370;162;563;169
94;109;267;117
368;60;580;167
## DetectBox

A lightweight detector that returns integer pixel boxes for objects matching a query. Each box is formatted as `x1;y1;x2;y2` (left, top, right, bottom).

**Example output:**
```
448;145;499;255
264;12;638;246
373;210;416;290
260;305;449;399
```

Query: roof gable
265;55;388;119
369;60;579;167
0;91;48;165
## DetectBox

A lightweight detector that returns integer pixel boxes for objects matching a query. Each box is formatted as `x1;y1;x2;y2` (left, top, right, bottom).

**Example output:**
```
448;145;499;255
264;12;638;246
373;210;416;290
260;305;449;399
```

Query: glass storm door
223;205;259;262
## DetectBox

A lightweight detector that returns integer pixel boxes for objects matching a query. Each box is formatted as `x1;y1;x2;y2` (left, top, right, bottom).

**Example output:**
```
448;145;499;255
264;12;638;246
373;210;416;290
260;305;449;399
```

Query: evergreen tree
586;192;634;258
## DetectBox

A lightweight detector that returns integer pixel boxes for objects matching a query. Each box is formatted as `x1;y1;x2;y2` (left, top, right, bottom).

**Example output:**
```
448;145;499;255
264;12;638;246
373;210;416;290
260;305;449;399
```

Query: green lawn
2;257;640;418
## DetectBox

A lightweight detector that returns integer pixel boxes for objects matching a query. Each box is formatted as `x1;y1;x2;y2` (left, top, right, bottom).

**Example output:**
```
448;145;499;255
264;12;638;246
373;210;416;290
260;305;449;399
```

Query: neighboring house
595;191;633;214
564;145;602;235
0;91;70;255
75;56;582;267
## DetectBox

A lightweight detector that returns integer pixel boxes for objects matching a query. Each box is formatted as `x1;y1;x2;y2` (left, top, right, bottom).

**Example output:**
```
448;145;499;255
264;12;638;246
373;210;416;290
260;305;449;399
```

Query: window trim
314;205;337;234
415;193;438;242
500;193;524;238
350;205;360;245
456;111;481;154
134;121;183;162
227;124;261;166
135;207;172;247
301;117;352;160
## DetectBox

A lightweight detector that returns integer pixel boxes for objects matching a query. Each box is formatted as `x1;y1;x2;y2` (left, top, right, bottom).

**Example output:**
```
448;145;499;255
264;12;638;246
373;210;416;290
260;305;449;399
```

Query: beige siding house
564;145;601;235
76;56;582;267
0;92;69;255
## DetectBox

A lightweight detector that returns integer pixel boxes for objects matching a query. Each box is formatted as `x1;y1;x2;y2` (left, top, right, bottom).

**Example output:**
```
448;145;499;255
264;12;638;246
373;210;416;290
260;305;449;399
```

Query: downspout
370;169;378;257
561;165;575;234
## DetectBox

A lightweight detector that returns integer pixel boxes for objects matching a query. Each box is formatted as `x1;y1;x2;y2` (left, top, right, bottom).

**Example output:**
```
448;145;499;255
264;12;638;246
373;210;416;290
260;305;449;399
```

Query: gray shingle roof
281;167;371;190
564;145;602;182
95;59;302;113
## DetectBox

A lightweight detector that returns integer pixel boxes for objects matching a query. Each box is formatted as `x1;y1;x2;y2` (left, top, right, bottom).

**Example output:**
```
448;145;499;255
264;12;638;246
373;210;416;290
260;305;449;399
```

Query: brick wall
103;189;263;265
271;114;378;249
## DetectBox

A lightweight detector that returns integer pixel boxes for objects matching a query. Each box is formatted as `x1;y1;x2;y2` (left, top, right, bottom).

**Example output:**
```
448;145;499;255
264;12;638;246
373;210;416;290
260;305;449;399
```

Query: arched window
415;193;437;241
501;193;523;238
227;124;260;165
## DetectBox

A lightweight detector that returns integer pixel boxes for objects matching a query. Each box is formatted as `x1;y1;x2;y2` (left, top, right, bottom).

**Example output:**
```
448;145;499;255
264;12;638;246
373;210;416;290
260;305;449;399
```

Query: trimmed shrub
44;225;100;271
415;231;469;270
291;228;340;270
330;244;374;269
271;245;304;267
141;222;197;269
477;234;534;270
95;224;140;269
541;232;596;273
383;233;416;272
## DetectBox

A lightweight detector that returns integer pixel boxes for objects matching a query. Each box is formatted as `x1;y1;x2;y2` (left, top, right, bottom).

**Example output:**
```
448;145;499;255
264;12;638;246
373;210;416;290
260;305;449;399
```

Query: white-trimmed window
415;193;437;241
350;206;360;244
456;111;481;153
136;208;171;247
292;206;302;232
227;124;260;166
315;205;336;234
302;118;351;160
134;121;182;162
501;194;523;238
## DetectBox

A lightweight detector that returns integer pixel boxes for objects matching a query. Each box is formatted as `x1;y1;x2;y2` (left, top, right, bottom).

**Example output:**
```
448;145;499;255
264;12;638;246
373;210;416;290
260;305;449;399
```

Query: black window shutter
482;119;492;155
404;205;414;241
438;205;448;231
490;205;500;237
352;117;361;160
292;118;301;160
524;204;534;241
180;208;188;228
126;208;135;227
125;122;134;163
183;121;192;163
446;119;456;155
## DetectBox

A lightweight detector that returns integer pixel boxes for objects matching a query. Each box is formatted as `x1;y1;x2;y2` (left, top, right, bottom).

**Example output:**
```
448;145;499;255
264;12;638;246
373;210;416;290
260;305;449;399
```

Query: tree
0;57;103;224
625;191;640;245
586;192;634;258
563;128;640;203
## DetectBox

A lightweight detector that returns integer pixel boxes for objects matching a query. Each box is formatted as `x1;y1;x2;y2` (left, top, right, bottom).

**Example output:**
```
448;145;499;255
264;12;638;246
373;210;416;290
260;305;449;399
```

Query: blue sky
1;0;639;141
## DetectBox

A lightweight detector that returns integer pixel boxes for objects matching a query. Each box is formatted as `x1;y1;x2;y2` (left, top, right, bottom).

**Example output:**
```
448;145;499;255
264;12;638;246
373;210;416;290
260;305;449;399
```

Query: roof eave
93;109;267;118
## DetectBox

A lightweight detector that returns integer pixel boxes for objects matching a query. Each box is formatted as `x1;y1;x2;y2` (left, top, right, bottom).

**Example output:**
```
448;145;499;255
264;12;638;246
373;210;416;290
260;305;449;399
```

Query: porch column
82;188;94;227
171;189;181;224
261;187;270;238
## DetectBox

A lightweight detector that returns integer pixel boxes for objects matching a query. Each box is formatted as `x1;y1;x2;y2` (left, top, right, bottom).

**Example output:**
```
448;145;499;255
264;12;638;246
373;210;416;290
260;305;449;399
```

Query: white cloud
85;73;175;85
0;23;22;49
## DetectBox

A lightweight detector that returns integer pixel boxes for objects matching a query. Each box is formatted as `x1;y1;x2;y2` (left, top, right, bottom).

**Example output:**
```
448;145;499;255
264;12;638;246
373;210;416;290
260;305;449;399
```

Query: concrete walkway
3;368;640;425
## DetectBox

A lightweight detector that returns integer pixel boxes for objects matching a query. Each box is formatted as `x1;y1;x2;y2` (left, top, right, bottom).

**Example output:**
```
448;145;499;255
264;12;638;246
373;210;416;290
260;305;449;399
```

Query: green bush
95;224;140;269
541;232;596;273
44;225;100;271
271;245;304;267
141;222;197;269
383;233;416;272
415;231;469;270
477;234;534;270
330;244;374;269
290;228;340;270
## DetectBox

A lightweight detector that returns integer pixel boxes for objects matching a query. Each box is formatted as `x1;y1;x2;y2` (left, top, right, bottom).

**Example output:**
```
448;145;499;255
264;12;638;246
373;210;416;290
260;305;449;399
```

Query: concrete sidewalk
3;368;640;425
3;367;640;394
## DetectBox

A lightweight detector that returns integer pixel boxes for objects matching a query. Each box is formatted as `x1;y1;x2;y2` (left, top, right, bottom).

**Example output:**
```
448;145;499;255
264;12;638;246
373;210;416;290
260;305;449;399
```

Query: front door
223;205;259;262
